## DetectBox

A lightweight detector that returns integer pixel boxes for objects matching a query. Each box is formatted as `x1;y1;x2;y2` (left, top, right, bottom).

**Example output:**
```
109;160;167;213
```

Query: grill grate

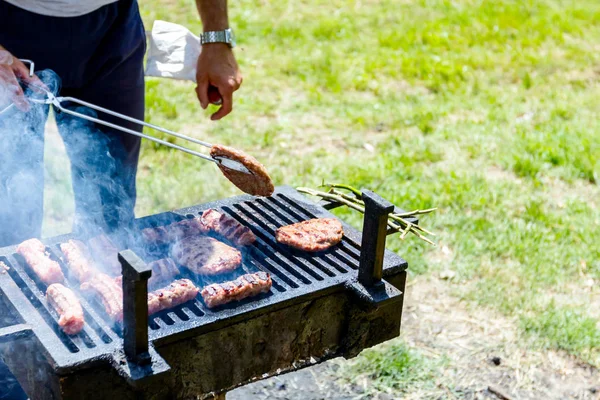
0;186;407;375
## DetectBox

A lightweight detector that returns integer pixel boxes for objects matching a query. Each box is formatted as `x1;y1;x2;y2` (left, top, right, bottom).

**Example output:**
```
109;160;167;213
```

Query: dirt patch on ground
402;276;599;399
230;276;600;399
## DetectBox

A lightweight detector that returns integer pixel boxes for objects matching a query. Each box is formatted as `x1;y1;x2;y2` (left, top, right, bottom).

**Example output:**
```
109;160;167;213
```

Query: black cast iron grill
0;186;411;400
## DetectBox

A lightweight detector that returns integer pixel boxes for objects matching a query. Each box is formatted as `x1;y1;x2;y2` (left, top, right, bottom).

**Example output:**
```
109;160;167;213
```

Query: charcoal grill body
0;186;408;399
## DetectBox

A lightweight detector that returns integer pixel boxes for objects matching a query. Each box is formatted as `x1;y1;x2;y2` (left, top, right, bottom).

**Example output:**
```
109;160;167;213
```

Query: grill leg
119;249;152;364
357;190;394;286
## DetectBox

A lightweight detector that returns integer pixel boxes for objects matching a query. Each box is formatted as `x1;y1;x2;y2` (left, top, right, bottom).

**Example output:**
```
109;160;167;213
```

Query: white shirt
4;0;119;17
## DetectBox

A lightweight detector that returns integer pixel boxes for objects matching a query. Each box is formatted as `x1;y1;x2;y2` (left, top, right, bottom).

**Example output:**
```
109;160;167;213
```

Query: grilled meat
60;240;97;283
201;271;271;308
210;144;274;197
16;239;65;285
141;225;168;244
46;283;85;335
201;209;256;246
275;218;343;252
88;234;121;276
147;279;199;316
142;218;208;245
80;273;123;322
171;236;241;275
199;208;221;231
148;258;180;289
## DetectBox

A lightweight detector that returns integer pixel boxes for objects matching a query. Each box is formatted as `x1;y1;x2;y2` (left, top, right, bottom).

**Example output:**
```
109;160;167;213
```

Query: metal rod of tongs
50;95;252;174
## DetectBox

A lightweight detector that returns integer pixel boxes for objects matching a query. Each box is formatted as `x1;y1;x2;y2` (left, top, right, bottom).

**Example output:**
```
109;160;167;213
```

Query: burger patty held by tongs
210;144;274;197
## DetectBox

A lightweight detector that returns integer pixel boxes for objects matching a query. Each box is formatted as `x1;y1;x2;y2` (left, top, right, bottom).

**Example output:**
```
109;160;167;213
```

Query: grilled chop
201;209;256;246
201;271;271;308
147;258;180;289
275;218;343;252
210;144;274;197
171;236;242;275
60;240;97;283
142;218;208;245
147;279;199;316
87;234;121;276
46;283;85;335
16;238;65;285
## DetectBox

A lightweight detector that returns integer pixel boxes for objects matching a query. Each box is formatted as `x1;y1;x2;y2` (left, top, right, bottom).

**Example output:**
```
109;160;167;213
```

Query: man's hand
195;0;242;120
195;43;242;121
0;45;42;112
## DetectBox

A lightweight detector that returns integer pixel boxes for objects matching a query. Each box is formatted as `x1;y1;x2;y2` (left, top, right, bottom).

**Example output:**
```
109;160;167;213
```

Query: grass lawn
46;0;600;395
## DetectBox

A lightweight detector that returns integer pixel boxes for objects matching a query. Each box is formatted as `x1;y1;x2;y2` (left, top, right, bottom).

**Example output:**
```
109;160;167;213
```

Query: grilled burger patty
171;236;242;275
275;218;344;252
46;283;85;335
210;144;274;197
148;279;199;316
201;271;272;308
16;238;65;285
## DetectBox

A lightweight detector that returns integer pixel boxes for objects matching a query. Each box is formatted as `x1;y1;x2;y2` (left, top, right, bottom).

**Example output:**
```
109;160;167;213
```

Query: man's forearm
196;0;229;31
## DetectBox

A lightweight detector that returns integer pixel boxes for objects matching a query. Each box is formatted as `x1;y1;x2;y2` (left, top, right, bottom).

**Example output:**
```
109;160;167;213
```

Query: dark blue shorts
0;0;146;245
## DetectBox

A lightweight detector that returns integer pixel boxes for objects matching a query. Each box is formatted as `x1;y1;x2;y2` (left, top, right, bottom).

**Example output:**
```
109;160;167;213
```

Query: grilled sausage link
201;272;272;308
201;209;256;246
81;273;123;322
46;283;85;335
16;238;65;285
60;240;97;283
148;279;199;316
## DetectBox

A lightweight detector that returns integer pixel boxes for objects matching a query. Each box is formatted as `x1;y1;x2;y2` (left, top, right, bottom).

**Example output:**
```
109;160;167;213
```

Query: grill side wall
50;284;403;399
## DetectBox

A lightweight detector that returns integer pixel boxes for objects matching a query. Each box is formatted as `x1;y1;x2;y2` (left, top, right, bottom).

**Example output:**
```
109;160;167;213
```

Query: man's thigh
56;0;146;233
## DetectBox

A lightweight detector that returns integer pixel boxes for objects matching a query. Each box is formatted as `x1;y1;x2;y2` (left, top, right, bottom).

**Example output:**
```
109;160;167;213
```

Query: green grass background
45;0;600;393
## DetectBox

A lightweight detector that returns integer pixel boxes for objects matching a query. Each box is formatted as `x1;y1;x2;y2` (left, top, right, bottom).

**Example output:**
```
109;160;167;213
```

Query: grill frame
0;186;408;399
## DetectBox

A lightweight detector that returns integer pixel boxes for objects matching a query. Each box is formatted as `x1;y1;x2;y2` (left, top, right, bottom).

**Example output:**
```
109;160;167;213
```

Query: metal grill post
119;249;152;364
358;190;394;286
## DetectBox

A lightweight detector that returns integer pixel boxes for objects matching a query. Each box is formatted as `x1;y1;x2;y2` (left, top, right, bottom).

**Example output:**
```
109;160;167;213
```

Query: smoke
0;69;141;253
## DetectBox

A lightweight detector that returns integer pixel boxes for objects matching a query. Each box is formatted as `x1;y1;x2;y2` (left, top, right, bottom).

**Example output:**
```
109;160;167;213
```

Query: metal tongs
0;61;252;175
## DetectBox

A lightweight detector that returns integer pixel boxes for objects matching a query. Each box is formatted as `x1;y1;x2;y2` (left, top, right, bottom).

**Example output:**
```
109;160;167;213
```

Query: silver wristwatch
200;28;236;48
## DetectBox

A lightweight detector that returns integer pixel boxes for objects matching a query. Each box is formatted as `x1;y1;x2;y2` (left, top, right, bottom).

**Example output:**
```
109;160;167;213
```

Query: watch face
227;29;236;48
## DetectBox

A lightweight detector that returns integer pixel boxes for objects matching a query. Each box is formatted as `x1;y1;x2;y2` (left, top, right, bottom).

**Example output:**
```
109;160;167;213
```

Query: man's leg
55;0;146;234
0;103;47;247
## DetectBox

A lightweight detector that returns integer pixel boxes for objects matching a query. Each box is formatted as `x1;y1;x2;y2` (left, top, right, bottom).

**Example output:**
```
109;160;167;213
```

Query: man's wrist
200;28;236;48
202;21;229;32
